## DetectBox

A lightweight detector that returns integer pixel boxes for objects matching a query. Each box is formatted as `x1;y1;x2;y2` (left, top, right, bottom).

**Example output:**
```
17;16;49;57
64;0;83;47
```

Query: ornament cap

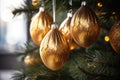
39;7;44;12
51;24;57;29
67;12;72;18
81;1;86;6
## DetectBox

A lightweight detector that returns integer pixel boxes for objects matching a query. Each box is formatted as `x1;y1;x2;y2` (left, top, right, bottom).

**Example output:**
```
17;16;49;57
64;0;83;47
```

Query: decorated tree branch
11;0;120;80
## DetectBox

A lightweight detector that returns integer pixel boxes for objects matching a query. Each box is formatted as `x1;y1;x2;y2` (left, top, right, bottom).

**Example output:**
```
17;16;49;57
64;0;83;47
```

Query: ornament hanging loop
68;9;73;14
68;0;73;13
68;0;73;17
69;0;72;6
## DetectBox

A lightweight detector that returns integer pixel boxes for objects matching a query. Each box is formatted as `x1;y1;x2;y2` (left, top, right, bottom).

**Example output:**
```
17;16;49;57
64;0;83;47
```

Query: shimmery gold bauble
24;53;41;66
109;21;120;54
59;13;78;50
32;0;42;6
70;2;100;48
30;7;53;46
40;24;70;71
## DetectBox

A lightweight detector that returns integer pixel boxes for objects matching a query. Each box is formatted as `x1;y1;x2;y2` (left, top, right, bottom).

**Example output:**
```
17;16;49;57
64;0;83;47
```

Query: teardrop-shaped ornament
40;24;70;71
109;21;120;54
30;7;53;46
59;12;78;50
70;1;100;48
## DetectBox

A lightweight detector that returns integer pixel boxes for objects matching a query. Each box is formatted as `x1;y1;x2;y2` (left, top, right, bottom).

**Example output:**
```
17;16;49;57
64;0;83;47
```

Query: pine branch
72;58;113;78
25;46;39;54
12;8;38;15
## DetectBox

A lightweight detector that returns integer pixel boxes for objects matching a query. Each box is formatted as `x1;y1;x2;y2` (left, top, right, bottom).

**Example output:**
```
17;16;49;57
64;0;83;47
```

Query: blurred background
0;0;27;80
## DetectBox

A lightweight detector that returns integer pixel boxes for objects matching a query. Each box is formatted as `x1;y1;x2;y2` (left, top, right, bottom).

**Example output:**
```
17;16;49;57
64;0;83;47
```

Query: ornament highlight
109;21;120;54
70;1;100;48
104;36;109;42
59;12;78;50
40;24;70;71
30;7;53;46
97;2;103;8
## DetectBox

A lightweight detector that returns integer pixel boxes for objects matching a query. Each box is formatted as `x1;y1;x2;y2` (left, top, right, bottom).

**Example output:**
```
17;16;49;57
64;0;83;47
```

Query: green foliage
12;42;120;80
11;0;120;80
12;0;120;27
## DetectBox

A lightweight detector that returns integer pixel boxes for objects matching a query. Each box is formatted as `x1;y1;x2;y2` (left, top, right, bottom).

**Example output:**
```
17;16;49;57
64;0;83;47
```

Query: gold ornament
24;53;41;66
40;24;70;71
32;0;42;6
59;12;78;50
70;2;100;48
109;21;120;54
30;7;53;46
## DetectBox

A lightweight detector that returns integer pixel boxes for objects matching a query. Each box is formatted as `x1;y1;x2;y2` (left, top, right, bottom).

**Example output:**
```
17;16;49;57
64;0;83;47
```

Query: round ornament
24;53;41;66
59;12;78;50
70;2;100;48
109;21;120;54
30;7;53;46
32;0;42;6
40;24;70;71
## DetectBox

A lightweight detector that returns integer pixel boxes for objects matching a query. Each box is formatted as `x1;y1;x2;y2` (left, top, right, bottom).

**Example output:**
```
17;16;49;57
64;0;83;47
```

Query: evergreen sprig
12;42;120;80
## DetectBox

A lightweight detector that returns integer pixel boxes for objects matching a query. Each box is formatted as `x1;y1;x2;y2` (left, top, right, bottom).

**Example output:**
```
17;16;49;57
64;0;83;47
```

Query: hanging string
69;0;72;7
41;0;44;7
69;0;73;14
39;0;44;12
52;0;56;23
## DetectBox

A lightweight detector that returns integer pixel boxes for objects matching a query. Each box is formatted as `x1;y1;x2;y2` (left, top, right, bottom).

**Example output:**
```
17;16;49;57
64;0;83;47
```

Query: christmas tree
12;0;120;80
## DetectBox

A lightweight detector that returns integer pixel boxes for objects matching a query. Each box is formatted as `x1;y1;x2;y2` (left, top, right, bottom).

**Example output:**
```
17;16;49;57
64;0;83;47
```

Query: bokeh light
104;36;109;42
97;2;103;7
